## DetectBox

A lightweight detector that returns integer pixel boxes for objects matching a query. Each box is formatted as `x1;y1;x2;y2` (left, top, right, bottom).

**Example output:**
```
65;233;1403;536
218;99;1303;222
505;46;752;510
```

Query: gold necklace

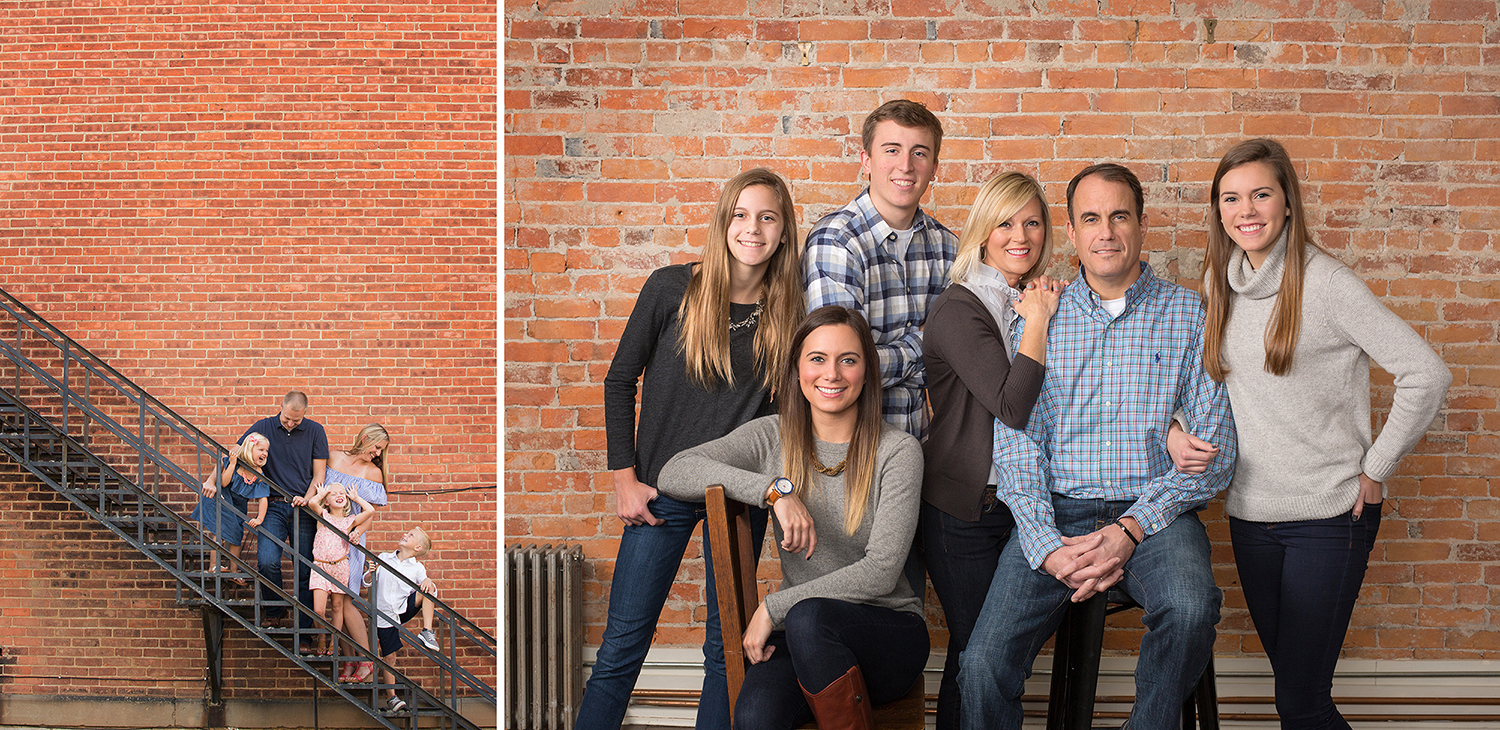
811;453;846;476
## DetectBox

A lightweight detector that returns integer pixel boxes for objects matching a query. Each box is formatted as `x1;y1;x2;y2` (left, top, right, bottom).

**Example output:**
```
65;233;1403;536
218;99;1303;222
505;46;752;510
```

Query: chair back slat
706;485;754;723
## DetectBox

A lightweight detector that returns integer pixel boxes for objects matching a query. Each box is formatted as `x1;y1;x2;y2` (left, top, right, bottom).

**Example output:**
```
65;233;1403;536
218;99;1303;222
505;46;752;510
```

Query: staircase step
103;516;182;526
213;598;263;606
183;570;253;580
0;390;487;730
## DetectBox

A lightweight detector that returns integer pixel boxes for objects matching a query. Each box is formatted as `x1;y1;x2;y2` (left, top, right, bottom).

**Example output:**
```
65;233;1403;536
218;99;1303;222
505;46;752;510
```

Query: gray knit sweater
658;415;924;628
1220;236;1450;522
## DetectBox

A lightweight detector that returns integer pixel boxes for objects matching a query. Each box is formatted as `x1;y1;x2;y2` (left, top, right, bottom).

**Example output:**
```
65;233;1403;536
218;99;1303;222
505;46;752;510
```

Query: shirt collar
1066;262;1159;315
966;261;1021;297
853;188;930;245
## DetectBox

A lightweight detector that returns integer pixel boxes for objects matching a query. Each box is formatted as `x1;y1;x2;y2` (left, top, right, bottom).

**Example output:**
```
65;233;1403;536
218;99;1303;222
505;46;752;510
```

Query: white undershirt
1101;296;1126;318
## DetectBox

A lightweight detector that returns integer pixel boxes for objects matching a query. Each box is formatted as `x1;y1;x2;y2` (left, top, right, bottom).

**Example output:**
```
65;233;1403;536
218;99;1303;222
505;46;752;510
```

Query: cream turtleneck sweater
1219;234;1450;522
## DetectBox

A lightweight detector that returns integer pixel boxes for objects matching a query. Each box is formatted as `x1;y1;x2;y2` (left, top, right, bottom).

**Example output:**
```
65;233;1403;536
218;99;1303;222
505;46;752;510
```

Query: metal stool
1046;588;1219;730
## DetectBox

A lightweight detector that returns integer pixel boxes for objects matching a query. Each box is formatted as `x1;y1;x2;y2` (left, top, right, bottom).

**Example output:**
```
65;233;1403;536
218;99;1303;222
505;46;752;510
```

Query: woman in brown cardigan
919;171;1062;730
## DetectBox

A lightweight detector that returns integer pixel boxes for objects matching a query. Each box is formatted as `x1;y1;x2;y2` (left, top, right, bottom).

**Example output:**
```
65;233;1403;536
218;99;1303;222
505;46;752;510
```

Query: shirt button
1105;441;1111;447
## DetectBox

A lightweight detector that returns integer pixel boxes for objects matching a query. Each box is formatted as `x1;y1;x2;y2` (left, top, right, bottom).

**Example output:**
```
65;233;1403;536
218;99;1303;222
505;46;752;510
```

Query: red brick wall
504;1;1500;661
0;0;497;702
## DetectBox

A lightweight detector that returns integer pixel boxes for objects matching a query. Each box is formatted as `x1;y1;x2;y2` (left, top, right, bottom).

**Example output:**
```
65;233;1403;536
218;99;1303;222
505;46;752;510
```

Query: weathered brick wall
0;0;497;702
504;0;1499;662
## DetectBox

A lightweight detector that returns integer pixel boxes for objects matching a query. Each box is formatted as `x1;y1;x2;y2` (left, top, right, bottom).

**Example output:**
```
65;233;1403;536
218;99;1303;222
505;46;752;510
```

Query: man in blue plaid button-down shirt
805;100;956;440
959;164;1238;730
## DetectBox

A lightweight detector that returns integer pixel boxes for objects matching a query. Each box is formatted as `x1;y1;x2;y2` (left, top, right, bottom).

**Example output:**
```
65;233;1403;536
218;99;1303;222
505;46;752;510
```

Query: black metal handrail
0;290;226;486
0;286;496;724
0;394;461;729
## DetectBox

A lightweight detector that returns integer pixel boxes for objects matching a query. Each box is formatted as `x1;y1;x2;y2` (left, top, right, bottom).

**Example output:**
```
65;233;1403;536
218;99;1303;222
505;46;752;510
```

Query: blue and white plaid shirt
993;263;1237;569
805;189;956;439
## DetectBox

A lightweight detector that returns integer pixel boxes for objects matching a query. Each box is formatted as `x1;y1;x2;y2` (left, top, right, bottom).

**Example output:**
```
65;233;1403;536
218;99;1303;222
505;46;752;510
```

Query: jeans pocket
1352;500;1383;522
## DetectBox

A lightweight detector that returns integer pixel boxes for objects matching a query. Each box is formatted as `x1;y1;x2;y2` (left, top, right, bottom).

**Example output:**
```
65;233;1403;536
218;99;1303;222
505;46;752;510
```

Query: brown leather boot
800;664;875;730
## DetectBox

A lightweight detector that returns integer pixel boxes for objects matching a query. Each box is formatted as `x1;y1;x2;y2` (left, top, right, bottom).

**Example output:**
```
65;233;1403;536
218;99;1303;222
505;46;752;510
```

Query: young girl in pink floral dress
305;482;376;668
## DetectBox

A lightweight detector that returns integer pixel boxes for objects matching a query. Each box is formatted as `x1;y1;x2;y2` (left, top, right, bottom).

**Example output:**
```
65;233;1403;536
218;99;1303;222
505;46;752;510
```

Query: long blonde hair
344;423;391;486
950;172;1054;286
678;168;802;393
1204;138;1319;381
778;306;884;536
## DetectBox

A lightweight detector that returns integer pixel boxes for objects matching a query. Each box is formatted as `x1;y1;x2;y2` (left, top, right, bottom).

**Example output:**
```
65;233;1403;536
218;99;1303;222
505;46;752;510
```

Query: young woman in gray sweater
660;305;927;730
1183;139;1450;729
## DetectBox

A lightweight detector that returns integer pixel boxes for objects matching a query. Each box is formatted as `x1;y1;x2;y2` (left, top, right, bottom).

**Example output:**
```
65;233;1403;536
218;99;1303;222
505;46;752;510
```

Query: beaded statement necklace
728;300;763;332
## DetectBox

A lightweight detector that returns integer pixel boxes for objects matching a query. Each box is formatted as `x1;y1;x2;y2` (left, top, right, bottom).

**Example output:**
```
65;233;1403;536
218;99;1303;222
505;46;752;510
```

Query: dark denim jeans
958;496;1222;730
1229;505;1381;730
575;493;767;730
257;498;319;631
919;495;1015;730
734;598;929;730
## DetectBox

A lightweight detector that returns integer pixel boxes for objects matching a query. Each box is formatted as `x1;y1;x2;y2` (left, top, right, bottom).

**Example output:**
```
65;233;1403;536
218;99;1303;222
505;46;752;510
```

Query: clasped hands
1041;517;1140;603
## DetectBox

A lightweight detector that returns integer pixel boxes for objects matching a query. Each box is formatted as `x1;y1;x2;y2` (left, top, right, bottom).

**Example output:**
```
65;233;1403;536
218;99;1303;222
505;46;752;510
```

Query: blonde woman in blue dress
318;423;393;681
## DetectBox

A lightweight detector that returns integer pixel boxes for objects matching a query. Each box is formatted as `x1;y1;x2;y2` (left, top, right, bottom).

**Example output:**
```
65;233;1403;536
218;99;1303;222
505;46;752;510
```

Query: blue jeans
958;497;1222;730
257;499;319;630
1229;505;1381;730
575;494;767;730
919;495;1015;730
735;598;929;730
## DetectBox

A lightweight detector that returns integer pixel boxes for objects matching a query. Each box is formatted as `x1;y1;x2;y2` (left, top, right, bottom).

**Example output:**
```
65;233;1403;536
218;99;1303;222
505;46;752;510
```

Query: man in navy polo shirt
212;391;329;634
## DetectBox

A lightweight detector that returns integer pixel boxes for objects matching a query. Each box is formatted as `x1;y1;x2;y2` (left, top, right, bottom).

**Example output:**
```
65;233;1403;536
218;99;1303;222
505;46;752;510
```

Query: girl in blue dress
191;432;273;585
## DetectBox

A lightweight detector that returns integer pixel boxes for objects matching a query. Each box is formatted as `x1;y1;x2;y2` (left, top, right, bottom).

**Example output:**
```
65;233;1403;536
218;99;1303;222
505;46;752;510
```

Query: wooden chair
705;485;926;729
1046;588;1219;730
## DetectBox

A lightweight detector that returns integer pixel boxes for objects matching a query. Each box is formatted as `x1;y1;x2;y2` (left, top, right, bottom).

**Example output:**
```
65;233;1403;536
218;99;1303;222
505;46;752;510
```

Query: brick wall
504;0;1500;662
0;0;497;703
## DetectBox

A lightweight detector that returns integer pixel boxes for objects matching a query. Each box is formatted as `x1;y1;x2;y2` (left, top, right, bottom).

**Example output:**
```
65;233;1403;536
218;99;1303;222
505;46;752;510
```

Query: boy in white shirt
362;526;439;714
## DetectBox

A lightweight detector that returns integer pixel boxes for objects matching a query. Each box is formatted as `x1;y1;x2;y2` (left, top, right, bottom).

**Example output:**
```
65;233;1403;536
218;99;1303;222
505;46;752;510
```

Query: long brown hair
778;306;884;535
678;168;801;393
1204;138;1319;380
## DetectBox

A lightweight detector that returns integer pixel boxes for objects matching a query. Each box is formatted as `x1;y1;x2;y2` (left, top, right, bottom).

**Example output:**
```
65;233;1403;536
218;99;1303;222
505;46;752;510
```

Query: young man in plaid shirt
804;99;956;440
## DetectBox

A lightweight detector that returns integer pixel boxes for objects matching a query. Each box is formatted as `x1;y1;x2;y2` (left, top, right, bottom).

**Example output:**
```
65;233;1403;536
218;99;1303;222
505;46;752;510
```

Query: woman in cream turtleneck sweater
1177;139;1450;729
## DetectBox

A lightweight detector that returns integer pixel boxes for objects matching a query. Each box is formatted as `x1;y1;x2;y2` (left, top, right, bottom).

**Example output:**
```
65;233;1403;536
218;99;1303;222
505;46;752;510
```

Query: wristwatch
765;477;794;506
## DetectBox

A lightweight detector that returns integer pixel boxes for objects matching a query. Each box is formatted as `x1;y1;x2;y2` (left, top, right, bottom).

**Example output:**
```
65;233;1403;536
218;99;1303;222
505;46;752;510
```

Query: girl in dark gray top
576;169;805;730
661;306;927;730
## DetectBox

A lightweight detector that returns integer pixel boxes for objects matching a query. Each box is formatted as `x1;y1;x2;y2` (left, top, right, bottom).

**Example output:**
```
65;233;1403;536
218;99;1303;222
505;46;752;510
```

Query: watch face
774;477;794;495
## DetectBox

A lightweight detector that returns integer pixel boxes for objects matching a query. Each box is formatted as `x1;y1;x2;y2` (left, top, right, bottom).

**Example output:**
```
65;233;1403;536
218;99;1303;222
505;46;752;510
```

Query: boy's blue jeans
958;496;1221;730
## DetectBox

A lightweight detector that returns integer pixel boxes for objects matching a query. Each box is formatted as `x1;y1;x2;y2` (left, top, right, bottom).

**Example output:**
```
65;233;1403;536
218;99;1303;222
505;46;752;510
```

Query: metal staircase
0;288;497;729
